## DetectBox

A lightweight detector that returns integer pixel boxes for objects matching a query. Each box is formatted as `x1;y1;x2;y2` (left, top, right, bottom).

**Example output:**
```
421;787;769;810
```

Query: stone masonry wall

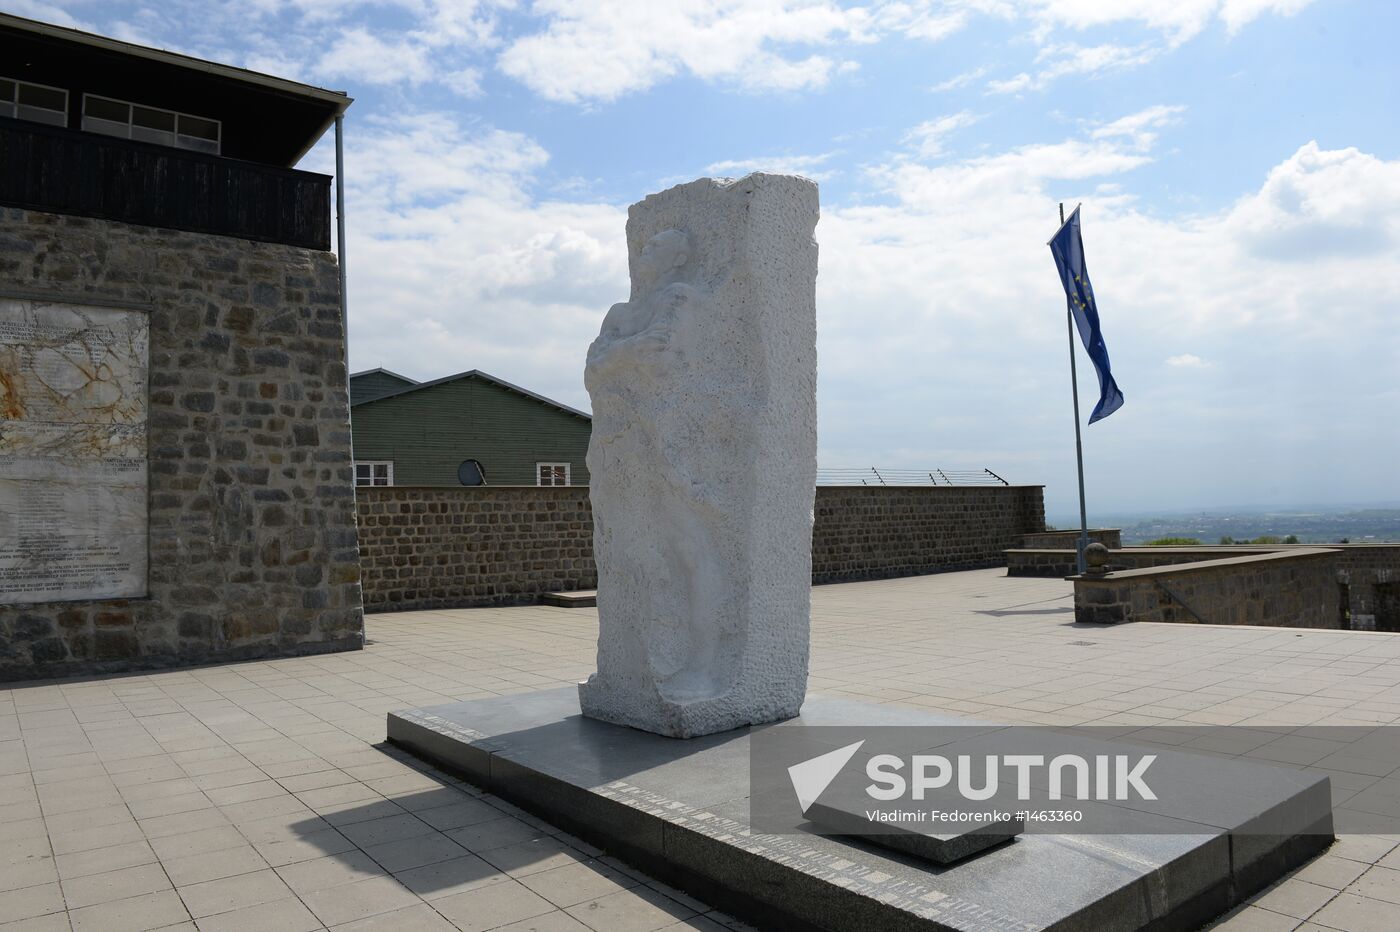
1009;546;1275;578
1376;583;1400;633
356;487;595;612
0;208;363;681
1074;550;1342;628
809;486;1046;584
1019;529;1121;550
1018;544;1400;631
1334;546;1400;628
356;485;1046;612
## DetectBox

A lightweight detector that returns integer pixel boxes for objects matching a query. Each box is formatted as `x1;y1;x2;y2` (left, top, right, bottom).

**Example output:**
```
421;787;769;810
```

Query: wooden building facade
0;12;347;250
349;369;593;487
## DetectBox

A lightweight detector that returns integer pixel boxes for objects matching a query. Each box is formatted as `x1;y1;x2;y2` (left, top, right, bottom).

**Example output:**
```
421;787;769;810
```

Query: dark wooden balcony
0;117;331;250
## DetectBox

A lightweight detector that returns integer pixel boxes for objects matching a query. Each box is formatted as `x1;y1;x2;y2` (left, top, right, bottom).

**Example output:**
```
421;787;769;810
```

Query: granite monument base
387;689;1332;932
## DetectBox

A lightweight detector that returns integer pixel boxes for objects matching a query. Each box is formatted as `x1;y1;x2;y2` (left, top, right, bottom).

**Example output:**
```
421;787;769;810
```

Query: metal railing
816;467;1009;486
0;117;333;250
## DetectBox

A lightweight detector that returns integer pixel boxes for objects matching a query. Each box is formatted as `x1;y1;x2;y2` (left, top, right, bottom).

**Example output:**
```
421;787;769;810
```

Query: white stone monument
579;173;819;738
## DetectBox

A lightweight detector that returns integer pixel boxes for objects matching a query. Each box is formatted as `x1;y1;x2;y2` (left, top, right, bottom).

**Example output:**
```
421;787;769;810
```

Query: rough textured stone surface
1009;545;1259;578
355;486;596;611
579;174;819;738
1073;549;1342;627
0;208;363;681
1019;528;1120;550
810;486;1045;584
353;485;1047;613
1017;543;1400;631
1334;545;1400;629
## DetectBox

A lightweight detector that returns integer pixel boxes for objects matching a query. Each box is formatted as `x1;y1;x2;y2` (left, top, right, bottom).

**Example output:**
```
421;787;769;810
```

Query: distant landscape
1047;506;1400;546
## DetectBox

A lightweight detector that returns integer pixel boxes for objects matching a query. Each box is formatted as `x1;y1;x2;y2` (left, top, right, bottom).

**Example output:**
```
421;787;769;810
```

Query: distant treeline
1113;508;1400;546
1144;535;1301;546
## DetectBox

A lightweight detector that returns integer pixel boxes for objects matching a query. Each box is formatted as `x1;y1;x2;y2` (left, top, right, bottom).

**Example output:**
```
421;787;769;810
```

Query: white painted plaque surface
0;299;148;602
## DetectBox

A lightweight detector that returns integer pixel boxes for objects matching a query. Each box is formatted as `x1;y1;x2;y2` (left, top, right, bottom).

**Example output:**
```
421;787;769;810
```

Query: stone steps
541;589;596;608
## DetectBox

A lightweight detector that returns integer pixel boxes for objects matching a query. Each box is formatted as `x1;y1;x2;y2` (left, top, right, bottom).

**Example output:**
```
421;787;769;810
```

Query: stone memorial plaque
0;298;148;602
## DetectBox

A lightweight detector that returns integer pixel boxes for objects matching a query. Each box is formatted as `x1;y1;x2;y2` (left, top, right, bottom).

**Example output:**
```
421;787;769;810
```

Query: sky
15;0;1400;520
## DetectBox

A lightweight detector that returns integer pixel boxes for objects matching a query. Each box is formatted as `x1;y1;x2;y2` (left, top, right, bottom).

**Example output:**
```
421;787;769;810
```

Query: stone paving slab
3;570;1400;930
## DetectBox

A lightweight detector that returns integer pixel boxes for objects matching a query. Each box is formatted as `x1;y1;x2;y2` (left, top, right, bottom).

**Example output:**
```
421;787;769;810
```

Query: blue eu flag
1049;206;1123;423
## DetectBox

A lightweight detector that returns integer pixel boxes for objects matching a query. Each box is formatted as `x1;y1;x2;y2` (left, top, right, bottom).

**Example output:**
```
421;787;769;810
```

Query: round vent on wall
457;459;486;486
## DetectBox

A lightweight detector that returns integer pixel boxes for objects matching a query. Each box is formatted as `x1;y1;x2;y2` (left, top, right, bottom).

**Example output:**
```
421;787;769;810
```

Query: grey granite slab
804;795;1021;865
387;687;1332;932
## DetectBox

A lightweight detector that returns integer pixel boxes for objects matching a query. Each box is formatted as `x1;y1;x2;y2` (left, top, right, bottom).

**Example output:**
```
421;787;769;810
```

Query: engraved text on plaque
0;298;149;602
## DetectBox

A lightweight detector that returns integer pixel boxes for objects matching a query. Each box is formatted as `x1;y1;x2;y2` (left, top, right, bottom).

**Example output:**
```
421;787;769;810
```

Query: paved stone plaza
4;570;1400;931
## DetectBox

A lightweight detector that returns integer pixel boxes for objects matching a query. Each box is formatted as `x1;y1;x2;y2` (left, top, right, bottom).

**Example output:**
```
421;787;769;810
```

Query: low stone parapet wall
356;484;1046;612
809;485;1045;584
1074;549;1343;628
1016;544;1400;631
356;487;595;613
1008;546;1275;578
1018;528;1121;550
1333;545;1400;631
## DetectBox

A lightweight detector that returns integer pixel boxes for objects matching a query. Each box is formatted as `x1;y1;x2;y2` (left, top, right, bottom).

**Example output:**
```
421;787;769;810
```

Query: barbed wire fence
815;467;1009;486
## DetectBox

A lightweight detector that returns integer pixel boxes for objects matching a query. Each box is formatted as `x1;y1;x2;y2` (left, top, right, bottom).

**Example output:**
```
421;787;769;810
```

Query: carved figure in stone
579;173;819;739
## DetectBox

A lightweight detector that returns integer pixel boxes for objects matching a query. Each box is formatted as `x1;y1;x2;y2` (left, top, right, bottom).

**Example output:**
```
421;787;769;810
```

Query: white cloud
988;42;1158;93
705;153;840;181
408;0;507;49
29;0;1382;515
314;96;1397;515
496;0;877;103
902;111;980;159
348;113;549;207
335;113;627;409
442;67;486;97
869;2;974;41
1090;104;1186;149
807;114;1398;512
60;0;1315;108
2;0;83;28
1219;0;1316;34
870;133;1158;215
929;67;988;92
63;0;505;97
241;52;310;83
1224;142;1400;259
315;28;436;85
976;1;1316;93
1014;0;1317;44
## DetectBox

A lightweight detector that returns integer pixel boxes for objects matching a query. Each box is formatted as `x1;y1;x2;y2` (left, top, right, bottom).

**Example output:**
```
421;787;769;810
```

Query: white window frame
355;461;394;487
80;93;222;155
0;76;69;127
537;463;571;487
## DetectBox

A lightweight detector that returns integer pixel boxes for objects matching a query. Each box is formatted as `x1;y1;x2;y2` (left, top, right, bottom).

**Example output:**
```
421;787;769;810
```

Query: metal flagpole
335;114;352;460
1060;202;1091;574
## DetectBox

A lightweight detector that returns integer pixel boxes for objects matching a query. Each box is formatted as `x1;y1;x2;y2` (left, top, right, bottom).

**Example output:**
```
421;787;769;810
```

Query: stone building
0;13;363;680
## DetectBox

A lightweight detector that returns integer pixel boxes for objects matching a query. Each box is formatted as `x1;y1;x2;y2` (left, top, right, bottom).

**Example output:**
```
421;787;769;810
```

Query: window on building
355;462;393;487
537;463;571;487
457;459;486;486
0;78;68;127
81;94;221;154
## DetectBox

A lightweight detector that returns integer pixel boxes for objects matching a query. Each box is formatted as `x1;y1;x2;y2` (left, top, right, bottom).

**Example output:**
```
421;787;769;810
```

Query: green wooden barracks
349;368;592;488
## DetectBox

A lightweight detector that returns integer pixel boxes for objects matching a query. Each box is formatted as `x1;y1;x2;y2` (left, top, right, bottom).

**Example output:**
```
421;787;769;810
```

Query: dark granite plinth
387;688;1332;932
804;795;1021;866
